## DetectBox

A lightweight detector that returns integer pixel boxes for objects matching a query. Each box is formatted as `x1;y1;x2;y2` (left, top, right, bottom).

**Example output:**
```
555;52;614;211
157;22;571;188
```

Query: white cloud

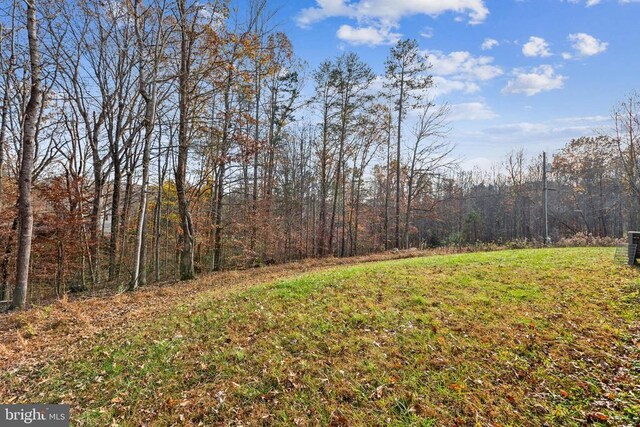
563;0;600;6
449;102;498;121
522;36;552;57
567;33;608;56
483;122;549;135
420;27;434;39
481;38;499;50
451;114;614;166
428;50;503;81
565;0;639;6
427;50;502;96
502;65;566;96
450;113;614;167
482;115;610;137
336;25;401;45
553;115;610;124
296;0;489;45
296;0;350;27
431;77;480;96
297;0;489;26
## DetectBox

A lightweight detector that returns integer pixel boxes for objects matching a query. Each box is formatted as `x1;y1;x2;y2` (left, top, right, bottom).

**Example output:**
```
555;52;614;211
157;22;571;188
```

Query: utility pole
543;151;550;245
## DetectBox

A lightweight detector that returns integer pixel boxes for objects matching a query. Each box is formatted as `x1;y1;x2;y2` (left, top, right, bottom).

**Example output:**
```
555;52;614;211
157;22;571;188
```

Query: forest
0;0;639;309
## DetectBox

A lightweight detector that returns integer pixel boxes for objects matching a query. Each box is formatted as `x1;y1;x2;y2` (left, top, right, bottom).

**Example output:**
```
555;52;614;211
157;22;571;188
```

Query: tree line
0;0;638;309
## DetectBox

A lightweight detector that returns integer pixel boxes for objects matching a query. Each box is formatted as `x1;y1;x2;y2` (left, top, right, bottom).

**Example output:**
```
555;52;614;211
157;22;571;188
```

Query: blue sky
265;0;640;169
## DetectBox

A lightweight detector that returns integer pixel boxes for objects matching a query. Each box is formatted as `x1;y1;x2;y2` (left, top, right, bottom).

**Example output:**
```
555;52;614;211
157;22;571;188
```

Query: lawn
2;248;639;426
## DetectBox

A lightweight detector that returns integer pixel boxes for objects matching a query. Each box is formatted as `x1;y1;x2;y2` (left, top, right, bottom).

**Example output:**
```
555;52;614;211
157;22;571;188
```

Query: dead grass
0;247;462;372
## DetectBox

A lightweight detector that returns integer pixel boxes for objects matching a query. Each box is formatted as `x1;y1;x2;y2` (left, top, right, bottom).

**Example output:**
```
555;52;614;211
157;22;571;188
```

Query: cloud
451;114;613;167
564;0;639;6
562;0;601;6
449;102;498;121
482;115;610;136
567;33;608;57
428;50;503;81
483;122;549;135
420;26;434;39
296;0;489;45
553;115;610;124
481;38;499;50
522;36;552;57
502;65;566;96
336;25;401;45
296;0;351;27
431;77;480;96
426;50;502;96
297;0;489;26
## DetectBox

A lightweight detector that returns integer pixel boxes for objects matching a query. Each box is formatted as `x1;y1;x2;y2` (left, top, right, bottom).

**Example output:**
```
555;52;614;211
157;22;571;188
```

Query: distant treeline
0;0;637;307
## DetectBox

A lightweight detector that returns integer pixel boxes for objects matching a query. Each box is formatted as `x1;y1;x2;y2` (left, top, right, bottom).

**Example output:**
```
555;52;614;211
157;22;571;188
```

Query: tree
130;0;169;290
174;0;203;280
349;104;385;255
53;0;126;285
327;52;374;257
384;39;432;249
554;136;621;236
312;60;339;256
258;32;301;261
611;92;640;228
404;103;452;248
11;0;43;309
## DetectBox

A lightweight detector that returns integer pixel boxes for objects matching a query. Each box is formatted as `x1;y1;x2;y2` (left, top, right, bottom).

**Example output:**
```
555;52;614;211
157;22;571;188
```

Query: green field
3;248;639;426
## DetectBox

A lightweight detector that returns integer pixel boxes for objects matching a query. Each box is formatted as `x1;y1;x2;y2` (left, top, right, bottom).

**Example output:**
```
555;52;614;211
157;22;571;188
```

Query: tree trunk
11;0;42;310
108;155;121;281
212;162;225;271
383;113;392;250
395;77;404;249
131;0;159;290
175;0;195;280
251;60;261;252
1;216;18;301
153;132;169;282
317;101;330;256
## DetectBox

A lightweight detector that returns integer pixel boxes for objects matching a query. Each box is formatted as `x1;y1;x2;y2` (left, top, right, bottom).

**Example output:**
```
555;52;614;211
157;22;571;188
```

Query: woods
0;0;638;307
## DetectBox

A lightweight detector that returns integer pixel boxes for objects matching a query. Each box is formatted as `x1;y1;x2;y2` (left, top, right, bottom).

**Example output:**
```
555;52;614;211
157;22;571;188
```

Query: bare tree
130;0;169;290
328;52;374;257
312;60;338;256
384;39;432;249
174;0;199;280
11;0;43;309
349;105;385;255
404;103;453;248
611;92;640;227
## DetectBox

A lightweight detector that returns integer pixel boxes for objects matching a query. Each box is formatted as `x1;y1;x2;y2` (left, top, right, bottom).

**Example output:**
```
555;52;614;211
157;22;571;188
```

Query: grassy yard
2;248;639;426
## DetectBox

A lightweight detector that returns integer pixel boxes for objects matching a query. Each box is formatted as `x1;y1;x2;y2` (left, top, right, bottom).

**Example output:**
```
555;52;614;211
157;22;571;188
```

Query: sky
262;0;640;170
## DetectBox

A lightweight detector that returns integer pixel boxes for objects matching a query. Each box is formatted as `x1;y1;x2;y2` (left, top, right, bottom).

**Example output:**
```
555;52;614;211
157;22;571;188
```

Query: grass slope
2;248;639;426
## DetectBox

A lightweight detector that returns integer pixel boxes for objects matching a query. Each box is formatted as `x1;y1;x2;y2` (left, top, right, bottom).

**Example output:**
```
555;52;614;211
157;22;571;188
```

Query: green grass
3;248;640;426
